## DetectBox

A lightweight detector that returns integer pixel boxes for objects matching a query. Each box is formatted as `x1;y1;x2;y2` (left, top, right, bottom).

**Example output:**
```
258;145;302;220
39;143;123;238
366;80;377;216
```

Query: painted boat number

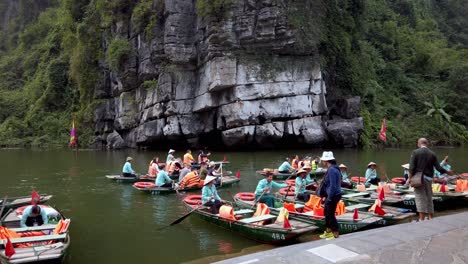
272;233;286;240
403;200;415;205
339;224;358;231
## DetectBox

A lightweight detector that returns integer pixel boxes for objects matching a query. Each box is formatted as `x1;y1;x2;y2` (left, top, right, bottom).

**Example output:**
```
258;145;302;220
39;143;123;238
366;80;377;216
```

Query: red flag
5;237;15;258
222;156;227;162
283;216;291;229
379;118;387;142
235;170;241;179
441;182;447;192
353;208;359;220
378;189;385;201
374;204;386;216
31;191;40;205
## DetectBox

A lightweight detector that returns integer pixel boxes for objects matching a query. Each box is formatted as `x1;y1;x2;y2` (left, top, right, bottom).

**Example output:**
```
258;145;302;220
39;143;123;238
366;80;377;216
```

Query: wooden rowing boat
0;195;52;218
234;194;382;234
191;161;230;169
255;170;326;180
182;199;318;244
133;176;240;195
105;173;179;183
0;205;70;264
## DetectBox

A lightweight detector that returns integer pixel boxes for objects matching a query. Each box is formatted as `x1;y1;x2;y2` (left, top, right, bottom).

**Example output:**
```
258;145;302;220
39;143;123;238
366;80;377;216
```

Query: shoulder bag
409;172;423;188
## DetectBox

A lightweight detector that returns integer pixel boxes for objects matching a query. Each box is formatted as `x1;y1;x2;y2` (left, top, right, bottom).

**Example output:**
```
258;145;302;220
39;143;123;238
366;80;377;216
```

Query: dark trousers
160;182;172;188
205;200;222;214
255;194;275;208
369;178;380;185
324;194;341;232
296;193;310;203
123;173;136;178
25;215;44;227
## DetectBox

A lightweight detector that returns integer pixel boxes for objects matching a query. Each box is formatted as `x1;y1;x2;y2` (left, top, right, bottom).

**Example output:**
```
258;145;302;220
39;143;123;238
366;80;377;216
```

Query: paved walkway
215;211;468;264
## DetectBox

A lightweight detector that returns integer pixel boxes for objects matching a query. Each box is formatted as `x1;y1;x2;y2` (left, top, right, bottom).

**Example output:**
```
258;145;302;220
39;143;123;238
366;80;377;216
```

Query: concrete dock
215;211;468;264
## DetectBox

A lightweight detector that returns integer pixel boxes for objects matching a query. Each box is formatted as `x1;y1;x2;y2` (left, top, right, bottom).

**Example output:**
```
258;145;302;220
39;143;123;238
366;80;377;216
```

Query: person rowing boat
122;156;137;178
295;168;314;202
254;171;289;207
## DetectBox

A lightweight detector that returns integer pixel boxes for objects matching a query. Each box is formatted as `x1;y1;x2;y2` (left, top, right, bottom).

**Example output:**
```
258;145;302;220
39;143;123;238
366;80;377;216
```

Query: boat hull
134;177;240;194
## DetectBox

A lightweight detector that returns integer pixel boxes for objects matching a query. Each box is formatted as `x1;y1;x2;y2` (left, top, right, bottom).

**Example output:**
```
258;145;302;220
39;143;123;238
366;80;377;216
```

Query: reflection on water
0;147;466;264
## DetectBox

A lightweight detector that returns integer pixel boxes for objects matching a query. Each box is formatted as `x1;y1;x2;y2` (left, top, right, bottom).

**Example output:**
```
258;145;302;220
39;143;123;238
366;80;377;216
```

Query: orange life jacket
219;205;236;220
283;202;297;213
180;171;201;189
148;162;158;176
335;201;345;216
303;195;322;212
253;203;270;225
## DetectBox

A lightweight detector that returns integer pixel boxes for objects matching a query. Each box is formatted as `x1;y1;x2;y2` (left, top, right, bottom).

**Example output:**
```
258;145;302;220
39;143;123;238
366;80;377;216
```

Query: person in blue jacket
20;205;48;227
122;156;137;178
365;162;380;185
317;151;342;240
155;164;173;187
202;176;222;214
295;168;314;202
278;158;294;173
254;171;289;207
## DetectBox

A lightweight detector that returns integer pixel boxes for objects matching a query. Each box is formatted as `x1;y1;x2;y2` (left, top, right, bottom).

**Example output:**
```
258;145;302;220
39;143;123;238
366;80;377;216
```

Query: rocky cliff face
94;0;363;149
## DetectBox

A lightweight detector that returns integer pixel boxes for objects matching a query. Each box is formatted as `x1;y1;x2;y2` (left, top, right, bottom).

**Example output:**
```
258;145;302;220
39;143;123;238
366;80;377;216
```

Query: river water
0;147;466;263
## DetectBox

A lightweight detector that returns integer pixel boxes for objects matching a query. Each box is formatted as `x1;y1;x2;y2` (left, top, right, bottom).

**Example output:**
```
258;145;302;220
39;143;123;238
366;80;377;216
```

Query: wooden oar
226;190;239;207
250;190;267;210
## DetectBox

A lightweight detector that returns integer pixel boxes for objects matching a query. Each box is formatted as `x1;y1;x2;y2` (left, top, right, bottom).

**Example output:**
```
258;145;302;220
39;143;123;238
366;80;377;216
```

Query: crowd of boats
104;150;468;244
2;149;467;263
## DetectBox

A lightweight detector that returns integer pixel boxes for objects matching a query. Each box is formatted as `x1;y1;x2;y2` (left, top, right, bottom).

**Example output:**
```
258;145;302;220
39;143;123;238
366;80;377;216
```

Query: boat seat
233;209;254;215
10;224;57;232
342;192;369;198
301;211;316;216
239;214;277;224
345;204;370;211
0;234;67;246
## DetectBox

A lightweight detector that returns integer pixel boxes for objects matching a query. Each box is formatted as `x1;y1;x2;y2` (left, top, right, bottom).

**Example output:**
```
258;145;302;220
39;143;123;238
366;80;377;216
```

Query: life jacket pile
252;203;270;225
302;195;345;216
179;171;201;189
454;180;468;192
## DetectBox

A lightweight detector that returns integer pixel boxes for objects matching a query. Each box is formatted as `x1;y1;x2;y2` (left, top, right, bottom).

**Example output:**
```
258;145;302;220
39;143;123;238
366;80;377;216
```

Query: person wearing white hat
295;168;314;202
317;151;341;240
339;164;353;188
166;149;175;163
122;156;137;178
202;176;222;214
365;162;380;185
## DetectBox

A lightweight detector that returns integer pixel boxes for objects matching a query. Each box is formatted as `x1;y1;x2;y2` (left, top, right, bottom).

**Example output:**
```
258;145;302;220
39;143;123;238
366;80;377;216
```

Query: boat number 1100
272;233;286;240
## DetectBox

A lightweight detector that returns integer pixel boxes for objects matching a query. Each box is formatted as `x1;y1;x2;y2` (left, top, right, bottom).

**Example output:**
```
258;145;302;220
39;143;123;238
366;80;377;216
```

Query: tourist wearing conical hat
365;162;380;185
122;156;137;178
402;163;410;184
202;176;222;214
339;164;353;188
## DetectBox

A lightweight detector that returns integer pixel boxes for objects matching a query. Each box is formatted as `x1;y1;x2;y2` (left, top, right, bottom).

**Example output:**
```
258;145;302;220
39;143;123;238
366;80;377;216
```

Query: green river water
0;147;466;264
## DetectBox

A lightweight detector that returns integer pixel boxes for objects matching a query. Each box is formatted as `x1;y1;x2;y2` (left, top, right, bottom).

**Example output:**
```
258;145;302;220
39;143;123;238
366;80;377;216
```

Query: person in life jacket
179;168;201;189
183;150;195;166
197;150;210;164
20;205;48;227
291;155;299;169
202;176;222;214
148;157;159;177
311;156;320;171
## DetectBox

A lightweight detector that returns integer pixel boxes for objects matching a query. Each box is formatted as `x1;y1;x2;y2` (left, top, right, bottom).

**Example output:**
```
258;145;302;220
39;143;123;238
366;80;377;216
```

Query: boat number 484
272;233;286;240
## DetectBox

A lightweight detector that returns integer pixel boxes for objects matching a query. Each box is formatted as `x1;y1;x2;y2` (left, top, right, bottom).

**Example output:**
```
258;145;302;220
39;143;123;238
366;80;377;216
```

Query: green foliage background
0;0;466;148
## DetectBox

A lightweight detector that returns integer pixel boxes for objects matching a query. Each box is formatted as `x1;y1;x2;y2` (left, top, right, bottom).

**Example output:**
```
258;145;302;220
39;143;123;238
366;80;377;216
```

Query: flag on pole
379;118;387;142
69;113;76;148
378;189;385;201
353;208;359;220
235;170;241;179
31;191;40;205
222;156;227;162
5;237;16;258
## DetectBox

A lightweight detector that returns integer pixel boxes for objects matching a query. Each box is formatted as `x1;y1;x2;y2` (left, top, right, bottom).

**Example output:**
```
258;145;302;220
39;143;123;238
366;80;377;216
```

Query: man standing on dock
409;138;453;221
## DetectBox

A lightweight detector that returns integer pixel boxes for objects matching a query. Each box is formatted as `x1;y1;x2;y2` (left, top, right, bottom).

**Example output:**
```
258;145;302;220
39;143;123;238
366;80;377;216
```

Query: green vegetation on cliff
0;0;465;147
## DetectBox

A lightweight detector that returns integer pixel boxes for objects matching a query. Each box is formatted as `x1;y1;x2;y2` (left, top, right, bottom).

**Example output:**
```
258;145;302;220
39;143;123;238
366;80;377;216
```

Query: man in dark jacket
409;138;453;221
